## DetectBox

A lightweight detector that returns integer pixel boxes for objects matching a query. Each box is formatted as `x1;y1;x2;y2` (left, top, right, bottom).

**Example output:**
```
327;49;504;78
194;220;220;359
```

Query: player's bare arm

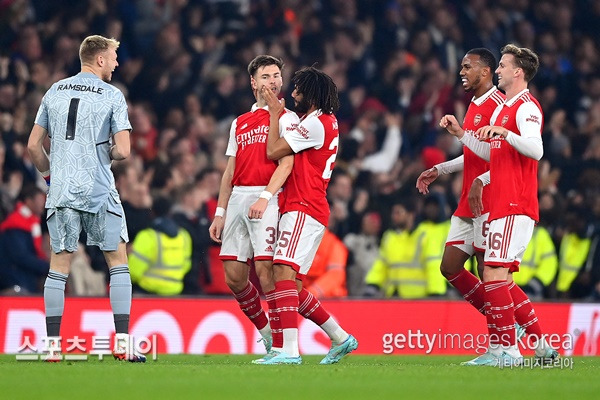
416;168;439;195
27;124;50;173
439;114;465;138
110;129;131;160
248;154;294;219
209;156;235;243
417;155;465;194
261;86;293;160
468;178;484;217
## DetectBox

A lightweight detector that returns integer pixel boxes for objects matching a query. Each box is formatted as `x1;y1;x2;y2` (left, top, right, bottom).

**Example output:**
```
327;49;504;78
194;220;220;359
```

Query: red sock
233;282;268;330
508;282;543;343
298;288;330;325
484;280;515;347
448;268;485;314
274;280;298;331
265;290;282;348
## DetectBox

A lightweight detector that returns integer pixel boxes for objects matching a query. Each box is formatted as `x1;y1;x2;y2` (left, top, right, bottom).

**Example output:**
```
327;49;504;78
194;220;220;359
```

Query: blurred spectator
129;197;192;296
556;206;594;298
513;224;558;301
364;197;448;298
303;225;349;299
0;184;48;293
344;211;382;296
172;182;213;294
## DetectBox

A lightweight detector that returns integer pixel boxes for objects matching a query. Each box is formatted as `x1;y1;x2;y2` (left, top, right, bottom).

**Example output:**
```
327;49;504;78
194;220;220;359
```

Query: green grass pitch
0;354;599;400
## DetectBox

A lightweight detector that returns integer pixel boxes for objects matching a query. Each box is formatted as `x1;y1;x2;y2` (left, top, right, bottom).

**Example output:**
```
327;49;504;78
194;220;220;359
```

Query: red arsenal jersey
280;109;339;226
488;90;544;222
455;87;505;218
226;104;298;186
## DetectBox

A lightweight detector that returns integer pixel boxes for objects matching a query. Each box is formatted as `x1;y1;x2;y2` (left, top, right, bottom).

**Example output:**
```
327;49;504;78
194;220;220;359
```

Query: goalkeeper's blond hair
79;35;120;65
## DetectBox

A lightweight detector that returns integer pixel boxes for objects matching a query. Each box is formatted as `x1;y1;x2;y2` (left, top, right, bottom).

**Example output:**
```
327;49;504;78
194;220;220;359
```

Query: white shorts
219;186;280;263
273;211;325;277
445;213;489;255
485;215;535;272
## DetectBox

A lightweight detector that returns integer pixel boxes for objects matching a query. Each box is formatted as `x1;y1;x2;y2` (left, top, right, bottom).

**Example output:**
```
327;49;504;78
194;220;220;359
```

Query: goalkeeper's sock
448;268;485;314
265;289;282;350
233;282;269;330
44;270;68;337
274;280;299;357
109;264;132;333
298;288;348;343
508;281;543;343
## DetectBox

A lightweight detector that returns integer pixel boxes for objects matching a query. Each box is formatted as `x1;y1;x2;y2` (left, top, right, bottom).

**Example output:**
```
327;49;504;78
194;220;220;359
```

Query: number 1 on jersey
66;98;80;140
322;136;339;179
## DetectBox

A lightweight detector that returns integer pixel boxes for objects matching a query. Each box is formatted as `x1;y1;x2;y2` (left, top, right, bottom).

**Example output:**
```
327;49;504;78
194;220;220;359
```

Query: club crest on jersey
501;115;509;126
474;114;482;126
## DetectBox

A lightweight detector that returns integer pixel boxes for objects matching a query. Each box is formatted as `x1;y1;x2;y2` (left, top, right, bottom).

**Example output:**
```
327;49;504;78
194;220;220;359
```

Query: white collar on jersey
504;88;530;107
251;103;269;112
471;86;498;106
300;109;322;121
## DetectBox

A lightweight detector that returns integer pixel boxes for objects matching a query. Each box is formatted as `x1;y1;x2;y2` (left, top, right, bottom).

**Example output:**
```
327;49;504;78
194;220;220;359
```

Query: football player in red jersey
417;48;503;306
209;55;298;354
441;44;558;366
255;67;358;365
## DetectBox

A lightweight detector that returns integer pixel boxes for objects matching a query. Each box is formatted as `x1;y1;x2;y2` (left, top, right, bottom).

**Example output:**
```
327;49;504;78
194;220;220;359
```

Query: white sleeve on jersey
506;102;544;160
489;102;503;125
434;154;464;175
279;110;300;138
476;170;491;186
460;133;490;161
225;118;238;157
283;114;325;154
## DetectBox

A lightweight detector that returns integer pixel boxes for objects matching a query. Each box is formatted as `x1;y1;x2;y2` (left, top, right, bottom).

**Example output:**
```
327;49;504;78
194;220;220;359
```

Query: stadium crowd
0;0;599;300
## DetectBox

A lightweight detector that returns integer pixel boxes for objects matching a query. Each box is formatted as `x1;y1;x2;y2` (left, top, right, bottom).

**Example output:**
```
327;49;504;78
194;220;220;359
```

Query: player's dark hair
466;48;497;72
501;44;540;82
247;55;284;77
291;66;340;114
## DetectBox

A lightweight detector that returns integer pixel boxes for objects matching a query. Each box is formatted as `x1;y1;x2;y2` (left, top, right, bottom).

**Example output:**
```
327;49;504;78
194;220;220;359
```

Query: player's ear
250;75;257;91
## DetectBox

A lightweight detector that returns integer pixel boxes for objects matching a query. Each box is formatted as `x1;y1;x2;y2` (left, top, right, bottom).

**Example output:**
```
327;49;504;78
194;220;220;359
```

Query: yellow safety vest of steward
365;220;449;298
129;227;192;296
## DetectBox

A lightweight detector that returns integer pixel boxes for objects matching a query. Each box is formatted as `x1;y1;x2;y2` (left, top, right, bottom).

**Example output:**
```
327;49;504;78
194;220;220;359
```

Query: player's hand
416;167;439;194
475;125;508;141
260;86;284;116
248;198;268;219
439;115;464;138
209;217;224;243
468;178;484;217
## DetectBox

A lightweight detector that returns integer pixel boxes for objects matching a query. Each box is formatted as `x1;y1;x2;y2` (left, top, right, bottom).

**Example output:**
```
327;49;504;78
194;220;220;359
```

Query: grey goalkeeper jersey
35;72;131;213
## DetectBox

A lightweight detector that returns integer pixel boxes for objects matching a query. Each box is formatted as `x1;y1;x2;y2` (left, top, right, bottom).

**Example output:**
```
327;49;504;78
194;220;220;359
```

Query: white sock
45;336;61;353
534;337;551;357
282;328;299;357
259;325;271;340
500;344;522;358
321;317;349;344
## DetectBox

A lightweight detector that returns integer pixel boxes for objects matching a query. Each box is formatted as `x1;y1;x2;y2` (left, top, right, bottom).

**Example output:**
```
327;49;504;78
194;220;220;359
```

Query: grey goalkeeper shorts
47;196;129;253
